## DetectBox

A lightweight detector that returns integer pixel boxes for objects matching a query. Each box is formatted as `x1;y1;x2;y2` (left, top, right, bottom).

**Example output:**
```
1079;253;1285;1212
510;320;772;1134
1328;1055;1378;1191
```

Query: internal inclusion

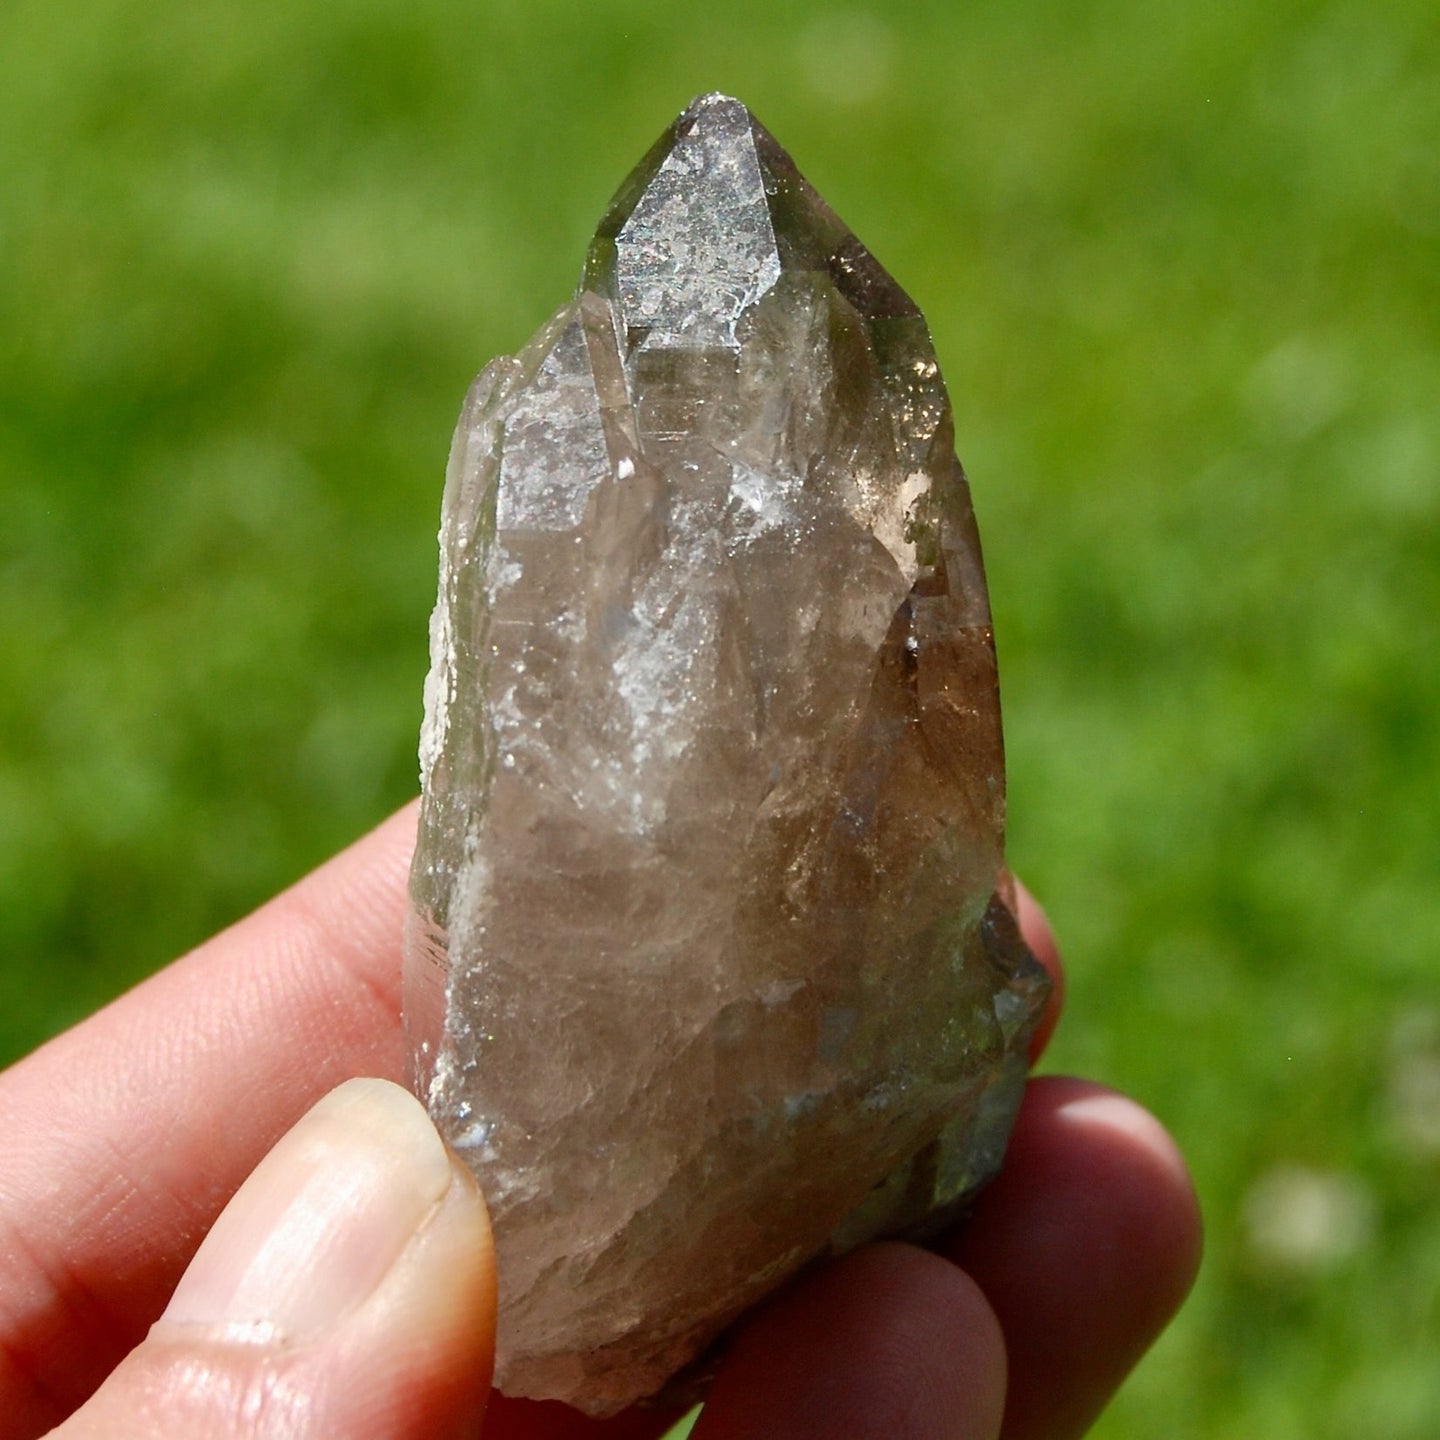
405;93;1048;1415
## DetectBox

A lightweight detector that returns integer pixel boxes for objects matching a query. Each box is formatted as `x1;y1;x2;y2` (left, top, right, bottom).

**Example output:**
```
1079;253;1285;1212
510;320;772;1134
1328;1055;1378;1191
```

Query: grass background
3;0;1437;1434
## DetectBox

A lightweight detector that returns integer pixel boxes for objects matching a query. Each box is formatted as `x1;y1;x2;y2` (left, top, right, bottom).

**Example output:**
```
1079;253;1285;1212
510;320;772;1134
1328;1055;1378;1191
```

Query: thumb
53;1078;496;1440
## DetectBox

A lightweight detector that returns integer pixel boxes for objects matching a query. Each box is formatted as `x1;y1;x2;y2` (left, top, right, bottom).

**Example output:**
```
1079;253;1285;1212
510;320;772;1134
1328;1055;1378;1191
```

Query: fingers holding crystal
695;1243;1007;1440
46;1081;496;1440
0;807;417;1432
942;1078;1202;1440
478;1394;684;1440
693;1078;1198;1440
1010;880;1064;1062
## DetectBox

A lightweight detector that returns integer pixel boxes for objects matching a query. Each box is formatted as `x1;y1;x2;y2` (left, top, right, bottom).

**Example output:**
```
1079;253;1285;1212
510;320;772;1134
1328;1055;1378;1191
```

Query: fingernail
162;1078;454;1342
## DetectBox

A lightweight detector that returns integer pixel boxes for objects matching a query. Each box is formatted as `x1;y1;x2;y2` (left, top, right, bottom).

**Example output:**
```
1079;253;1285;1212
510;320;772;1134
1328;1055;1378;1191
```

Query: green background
2;0;1437;1434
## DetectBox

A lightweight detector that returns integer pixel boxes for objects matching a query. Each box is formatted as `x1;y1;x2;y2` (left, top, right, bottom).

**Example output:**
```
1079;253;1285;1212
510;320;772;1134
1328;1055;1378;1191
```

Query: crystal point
406;93;1048;1416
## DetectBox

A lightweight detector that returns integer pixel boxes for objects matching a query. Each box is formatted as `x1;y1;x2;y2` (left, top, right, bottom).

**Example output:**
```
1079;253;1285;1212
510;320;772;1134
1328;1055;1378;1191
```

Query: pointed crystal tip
586;92;919;361
587;92;779;350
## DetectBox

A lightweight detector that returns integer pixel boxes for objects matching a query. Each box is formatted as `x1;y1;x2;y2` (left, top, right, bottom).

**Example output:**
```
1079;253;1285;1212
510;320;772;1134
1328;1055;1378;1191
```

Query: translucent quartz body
405;93;1048;1415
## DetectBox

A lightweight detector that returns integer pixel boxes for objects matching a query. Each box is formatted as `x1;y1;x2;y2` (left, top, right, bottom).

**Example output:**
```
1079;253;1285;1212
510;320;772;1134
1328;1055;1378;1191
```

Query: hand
0;805;1200;1440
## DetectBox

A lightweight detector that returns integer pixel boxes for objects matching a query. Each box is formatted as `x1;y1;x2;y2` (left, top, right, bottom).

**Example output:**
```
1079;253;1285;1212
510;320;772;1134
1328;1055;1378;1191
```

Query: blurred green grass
2;0;1437;1434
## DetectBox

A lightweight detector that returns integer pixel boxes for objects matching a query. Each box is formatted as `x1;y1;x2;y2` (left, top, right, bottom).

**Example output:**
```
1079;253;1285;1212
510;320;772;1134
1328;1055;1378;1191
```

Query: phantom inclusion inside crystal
404;92;1049;1415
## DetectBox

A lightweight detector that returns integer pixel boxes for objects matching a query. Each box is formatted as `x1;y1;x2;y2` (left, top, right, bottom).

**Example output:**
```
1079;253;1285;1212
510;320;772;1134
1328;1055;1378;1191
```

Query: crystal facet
406;93;1048;1415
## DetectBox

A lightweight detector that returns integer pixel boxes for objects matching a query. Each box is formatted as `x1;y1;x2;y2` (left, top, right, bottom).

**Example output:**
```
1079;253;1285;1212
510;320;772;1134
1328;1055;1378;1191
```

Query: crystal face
405;93;1049;1416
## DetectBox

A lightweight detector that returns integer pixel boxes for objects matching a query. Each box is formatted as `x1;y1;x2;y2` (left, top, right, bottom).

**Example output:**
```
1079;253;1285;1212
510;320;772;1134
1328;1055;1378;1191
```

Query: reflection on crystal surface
406;93;1048;1415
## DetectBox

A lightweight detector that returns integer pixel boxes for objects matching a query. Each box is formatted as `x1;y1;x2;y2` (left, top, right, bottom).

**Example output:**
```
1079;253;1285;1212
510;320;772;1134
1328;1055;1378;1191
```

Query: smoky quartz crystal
405;93;1048;1415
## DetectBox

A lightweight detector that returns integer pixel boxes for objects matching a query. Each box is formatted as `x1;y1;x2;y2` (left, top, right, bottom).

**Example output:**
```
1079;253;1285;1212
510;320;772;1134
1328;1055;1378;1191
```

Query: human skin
0;803;1201;1439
